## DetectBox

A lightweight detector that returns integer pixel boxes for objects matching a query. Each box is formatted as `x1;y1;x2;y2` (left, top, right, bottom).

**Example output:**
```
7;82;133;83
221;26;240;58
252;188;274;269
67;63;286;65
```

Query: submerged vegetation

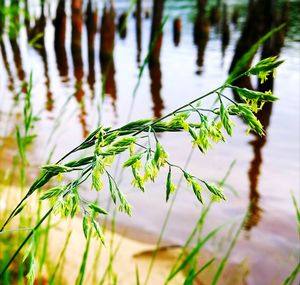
0;0;299;284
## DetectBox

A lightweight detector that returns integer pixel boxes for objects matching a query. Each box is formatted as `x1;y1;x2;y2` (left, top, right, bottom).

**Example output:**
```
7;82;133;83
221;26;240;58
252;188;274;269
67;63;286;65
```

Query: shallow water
0;0;299;284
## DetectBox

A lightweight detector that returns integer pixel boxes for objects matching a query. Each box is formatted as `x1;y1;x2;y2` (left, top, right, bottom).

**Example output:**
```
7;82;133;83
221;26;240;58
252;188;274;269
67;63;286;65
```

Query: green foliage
166;167;175;202
183;258;215;285
25;252;35;285
228;104;264;135
0;34;286;281
88;203;109;216
247;56;284;83
232;86;278;102
40;186;65;200
167;226;222;282
220;102;233;136
226;24;285;84
3;54;283;232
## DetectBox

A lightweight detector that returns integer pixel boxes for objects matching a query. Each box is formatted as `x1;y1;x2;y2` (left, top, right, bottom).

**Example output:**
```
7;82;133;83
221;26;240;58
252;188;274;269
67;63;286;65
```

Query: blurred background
0;0;299;284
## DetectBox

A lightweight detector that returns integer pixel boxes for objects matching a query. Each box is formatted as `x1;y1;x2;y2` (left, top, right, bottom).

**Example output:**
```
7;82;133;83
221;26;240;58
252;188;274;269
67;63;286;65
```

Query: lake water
0;0;299;284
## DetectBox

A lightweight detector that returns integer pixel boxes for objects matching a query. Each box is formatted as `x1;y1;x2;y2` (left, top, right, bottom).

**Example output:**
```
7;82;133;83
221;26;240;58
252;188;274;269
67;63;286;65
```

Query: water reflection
32;13;54;111
193;0;209;74
172;17;181;47
54;0;68;80
10;38;27;92
231;5;239;26
148;0;165;118
0;1;16;94
135;0;142;64
118;12;127;40
9;0;25;88
209;2;220;27
0;41;15;93
230;0;288;231
86;0;97;93
100;4;117;111
221;4;230;59
0;1;298;282
71;0;88;137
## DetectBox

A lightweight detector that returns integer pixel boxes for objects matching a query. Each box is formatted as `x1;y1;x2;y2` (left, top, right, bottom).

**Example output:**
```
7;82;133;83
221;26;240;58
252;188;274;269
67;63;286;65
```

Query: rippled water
0;0;299;284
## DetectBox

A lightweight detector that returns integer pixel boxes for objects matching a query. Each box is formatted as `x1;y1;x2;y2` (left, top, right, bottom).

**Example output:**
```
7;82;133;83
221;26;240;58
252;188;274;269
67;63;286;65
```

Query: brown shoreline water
0;0;299;284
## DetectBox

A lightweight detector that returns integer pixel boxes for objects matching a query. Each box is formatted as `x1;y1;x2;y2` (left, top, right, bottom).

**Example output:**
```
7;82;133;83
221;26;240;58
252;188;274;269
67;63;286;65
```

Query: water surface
0;0;299;284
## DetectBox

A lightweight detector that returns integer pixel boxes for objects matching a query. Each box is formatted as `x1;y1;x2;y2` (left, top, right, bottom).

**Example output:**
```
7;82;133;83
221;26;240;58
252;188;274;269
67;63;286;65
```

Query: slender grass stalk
136;265;141;285
0;208;53;279
282;263;300;285
163;160;235;284
3;250;10;285
143;149;194;285
183;258;215;285
132;15;168;100
75;229;92;285
107;209;117;283
48;230;72;285
211;210;249;285
37;214;52;279
92;242;103;284
166;226;224;282
98;237;123;285
281;193;300;285
0;165;93;277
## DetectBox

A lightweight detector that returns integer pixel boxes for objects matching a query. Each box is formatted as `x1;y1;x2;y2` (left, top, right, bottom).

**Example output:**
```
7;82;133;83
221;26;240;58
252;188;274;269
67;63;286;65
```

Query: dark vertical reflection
148;0;165;118
9;0;26;92
0;42;15;93
149;0;164;64
41;0;45;17
231;5;239;26
86;0;98;93
173;17;181;47
9;38;25;82
221;4;230;58
209;0;220;26
245;1;288;231
118;12;127;40
149;61;163;118
135;0;142;64
0;0;15;93
71;0;88;137
54;0;68;80
100;4;117;110
24;0;30;32
230;0;288;231
229;0;271;88
32;12;54;111
193;0;209;74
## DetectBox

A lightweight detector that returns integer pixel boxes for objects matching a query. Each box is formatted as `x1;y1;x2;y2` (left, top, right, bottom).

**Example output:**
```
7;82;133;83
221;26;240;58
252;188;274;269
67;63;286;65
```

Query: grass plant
0;4;297;284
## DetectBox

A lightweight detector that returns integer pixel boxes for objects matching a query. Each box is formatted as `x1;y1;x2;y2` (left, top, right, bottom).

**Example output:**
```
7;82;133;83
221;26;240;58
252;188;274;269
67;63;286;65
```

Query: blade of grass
136;265;141;285
226;24;285;84
144;148;195;285
49;230;72;285
167;226;223;282
38;214;52;279
75;229;92;285
183;258;215;285
281;192;300;285
282;262;300;285
211;210;249;285
166;160;236;281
